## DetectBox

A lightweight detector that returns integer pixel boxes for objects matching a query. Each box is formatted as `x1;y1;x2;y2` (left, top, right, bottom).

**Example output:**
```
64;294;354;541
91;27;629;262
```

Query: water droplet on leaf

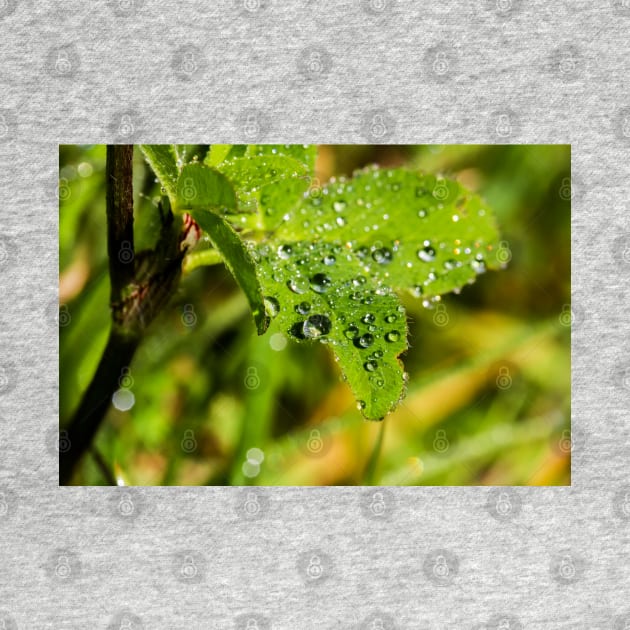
310;273;331;293
354;333;374;349
302;314;332;338
417;244;436;262
277;244;292;259
264;296;280;318
295;301;311;315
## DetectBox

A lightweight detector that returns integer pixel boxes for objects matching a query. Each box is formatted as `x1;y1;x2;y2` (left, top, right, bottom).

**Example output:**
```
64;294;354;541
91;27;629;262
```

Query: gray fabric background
0;0;629;628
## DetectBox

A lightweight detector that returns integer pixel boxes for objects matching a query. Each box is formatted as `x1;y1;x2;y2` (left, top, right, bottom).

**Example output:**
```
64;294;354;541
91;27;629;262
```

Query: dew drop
418;209;428;219
385;314;397;323
443;259;457;270
385;331;400;342
357;400;366;410
333;200;347;212
415;185;429;197
352;275;367;287
277;244;292;260
417;245;436;262
264;296;280;318
295;301;311;315
310;273;332;293
354;333;374;349
372;247;393;264
344;324;359;339
471;257;486;274
302;314;332;338
287;277;308;294
323;254;336;265
335;216;346;227
364;360;378;372
361;313;376;325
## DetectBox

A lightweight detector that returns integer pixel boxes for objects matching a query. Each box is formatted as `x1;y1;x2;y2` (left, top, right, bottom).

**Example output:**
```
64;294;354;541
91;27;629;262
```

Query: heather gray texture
1;0;629;628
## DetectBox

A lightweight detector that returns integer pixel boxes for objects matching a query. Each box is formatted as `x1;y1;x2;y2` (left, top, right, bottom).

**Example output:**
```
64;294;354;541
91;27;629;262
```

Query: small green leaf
219;154;310;215
246;144;317;172
176;163;237;213
139;144;179;203
190;208;269;335
255;241;407;419
205;144;233;167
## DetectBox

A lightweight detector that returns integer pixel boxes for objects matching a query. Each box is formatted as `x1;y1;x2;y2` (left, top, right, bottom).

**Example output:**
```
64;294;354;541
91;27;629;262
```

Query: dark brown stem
106;145;135;304
60;147;195;485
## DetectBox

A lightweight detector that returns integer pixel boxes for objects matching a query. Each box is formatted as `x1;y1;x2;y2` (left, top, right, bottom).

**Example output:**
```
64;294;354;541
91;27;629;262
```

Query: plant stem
363;421;386;485
60;145;190;485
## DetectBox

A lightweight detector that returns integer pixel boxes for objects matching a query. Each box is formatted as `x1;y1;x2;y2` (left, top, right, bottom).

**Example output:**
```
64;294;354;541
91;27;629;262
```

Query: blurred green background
59;144;571;486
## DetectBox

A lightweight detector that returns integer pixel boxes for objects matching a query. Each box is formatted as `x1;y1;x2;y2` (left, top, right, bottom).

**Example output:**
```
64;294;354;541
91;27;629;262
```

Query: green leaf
274;167;503;299
205;144;233;167
139;145;179;203
255;241;407;420
189;208;269;335
218;154;311;215
175;162;237;213
245;144;317;172
255;166;503;420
